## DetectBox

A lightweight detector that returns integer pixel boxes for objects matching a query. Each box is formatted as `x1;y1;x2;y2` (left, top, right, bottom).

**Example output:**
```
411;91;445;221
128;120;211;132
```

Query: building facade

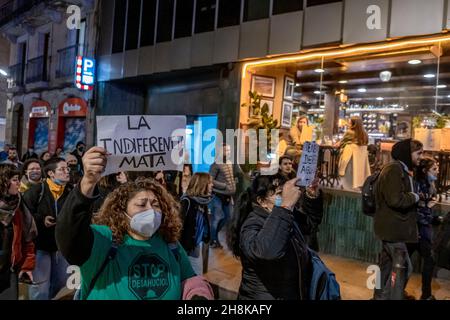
0;0;98;157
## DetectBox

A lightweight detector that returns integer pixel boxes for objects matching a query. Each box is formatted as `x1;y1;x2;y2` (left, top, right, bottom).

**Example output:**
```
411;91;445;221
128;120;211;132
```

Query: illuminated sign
75;56;95;91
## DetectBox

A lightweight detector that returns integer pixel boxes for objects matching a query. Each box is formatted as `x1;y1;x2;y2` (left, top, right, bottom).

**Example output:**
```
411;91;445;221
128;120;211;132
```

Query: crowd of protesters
0;120;450;300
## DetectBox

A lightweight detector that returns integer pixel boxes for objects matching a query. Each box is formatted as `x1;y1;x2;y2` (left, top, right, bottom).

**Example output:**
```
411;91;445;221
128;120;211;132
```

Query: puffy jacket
22;181;72;252
374;161;419;243
238;205;311;300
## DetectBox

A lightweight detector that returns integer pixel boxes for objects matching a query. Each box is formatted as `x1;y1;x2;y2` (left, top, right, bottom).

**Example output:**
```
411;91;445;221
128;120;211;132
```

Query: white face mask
126;209;162;238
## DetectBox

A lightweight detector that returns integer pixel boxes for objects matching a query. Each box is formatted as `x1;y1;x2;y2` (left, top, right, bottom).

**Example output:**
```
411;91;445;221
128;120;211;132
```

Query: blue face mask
274;195;283;207
53;178;65;186
428;173;438;182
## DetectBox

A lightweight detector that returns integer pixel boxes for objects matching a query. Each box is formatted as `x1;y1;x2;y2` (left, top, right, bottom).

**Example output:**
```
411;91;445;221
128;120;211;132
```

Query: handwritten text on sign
297;142;320;187
96;116;186;175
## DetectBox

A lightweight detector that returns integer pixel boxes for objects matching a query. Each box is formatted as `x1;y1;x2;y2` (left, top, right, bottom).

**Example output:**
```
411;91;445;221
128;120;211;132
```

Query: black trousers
0;271;18;300
407;239;435;298
374;241;413;300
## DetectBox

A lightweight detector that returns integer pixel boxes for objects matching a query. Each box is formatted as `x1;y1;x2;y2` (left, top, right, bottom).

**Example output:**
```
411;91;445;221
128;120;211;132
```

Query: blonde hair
186;173;211;197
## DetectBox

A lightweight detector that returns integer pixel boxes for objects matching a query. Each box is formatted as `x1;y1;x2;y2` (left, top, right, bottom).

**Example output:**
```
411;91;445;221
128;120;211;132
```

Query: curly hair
0;164;20;195
93;178;182;244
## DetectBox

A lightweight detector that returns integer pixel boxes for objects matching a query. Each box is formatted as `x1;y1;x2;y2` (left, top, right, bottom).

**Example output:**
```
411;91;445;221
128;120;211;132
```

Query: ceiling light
408;59;422;65
295;83;300;87
314;68;325;73
314;91;321;94
338;80;348;84
0;69;7;76
320;105;325;109
437;84;447;88
379;71;392;82
392;104;399;107
358;88;367;93
424;74;435;78
376;97;384;101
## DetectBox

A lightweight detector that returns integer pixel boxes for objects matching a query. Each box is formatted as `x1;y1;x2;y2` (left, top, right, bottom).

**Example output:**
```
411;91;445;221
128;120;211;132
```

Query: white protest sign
97;116;186;175
296;142;320;187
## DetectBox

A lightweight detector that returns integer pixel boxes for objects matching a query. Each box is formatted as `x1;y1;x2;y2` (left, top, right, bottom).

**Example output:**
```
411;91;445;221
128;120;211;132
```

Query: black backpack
361;170;381;217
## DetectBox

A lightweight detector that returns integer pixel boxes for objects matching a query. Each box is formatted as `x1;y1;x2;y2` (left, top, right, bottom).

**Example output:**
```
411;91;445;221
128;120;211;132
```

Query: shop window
140;0;157;47
174;0;194;38
243;0;270;22
156;0;175;43
195;0;216;34
306;0;341;7
112;0;127;53
125;0;141;50
217;0;241;28
273;0;303;15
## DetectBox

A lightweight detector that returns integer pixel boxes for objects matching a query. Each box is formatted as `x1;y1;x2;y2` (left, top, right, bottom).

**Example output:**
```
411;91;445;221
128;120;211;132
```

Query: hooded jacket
179;195;212;253
373;139;419;243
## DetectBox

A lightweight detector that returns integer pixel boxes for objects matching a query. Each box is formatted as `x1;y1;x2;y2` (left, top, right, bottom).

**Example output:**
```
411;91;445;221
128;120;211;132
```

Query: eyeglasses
55;167;71;173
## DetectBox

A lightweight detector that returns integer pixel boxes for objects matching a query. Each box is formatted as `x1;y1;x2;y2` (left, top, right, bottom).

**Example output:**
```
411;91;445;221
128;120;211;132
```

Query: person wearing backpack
55;147;213;300
373;139;423;300
22;157;73;300
179;173;214;275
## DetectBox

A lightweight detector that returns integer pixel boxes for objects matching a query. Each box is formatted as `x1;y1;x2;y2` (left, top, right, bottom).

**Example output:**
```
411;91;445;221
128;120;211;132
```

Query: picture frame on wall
260;99;274;115
281;101;293;128
251;75;276;98
284;77;295;100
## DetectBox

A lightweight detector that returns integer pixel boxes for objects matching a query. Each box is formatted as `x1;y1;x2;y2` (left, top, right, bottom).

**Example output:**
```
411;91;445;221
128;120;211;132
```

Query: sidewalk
204;238;450;300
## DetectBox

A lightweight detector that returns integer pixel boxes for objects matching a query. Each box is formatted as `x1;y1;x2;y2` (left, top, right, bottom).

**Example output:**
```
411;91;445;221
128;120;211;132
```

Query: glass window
140;0;157;47
156;0;175;43
273;0;303;15
218;0;241;28
126;0;141;50
175;0;194;38
195;0;216;34
306;0;341;7
112;0;127;53
243;0;270;22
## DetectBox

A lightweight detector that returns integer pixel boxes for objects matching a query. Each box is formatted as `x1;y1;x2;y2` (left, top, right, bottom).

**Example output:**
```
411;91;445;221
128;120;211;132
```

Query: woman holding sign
337;116;371;190
55;147;213;300
227;175;313;300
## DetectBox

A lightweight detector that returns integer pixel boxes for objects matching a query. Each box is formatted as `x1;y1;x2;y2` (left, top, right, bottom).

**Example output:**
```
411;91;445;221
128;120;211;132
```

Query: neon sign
75;56;95;91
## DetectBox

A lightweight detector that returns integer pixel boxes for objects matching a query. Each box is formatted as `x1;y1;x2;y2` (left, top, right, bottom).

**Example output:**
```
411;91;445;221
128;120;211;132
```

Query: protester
53;147;64;159
65;154;83;187
0;164;37;300
55;147;213;300
116;171;128;184
180;173;213;275
209;144;236;249
3;147;23;169
40;151;51;164
373;139;423;300
409;157;443;300
23;158;73;300
337;116;371;190
21;147;38;162
274;155;297;181
91;173;122;213
0;144;11;162
19;159;42;193
71;142;86;174
227;176;310;299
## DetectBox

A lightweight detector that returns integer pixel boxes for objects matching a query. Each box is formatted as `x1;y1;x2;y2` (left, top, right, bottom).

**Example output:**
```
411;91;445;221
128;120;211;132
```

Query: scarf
46;178;65;200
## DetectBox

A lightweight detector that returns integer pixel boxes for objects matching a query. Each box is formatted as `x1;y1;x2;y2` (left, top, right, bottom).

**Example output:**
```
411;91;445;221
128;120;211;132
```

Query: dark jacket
294;190;324;251
210;163;235;196
22;181;73;252
179;195;211;253
238;205;311;300
374;160;419;243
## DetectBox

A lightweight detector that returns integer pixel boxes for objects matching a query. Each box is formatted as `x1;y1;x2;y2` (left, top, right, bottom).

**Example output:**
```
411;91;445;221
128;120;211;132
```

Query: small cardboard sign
296;142;320;187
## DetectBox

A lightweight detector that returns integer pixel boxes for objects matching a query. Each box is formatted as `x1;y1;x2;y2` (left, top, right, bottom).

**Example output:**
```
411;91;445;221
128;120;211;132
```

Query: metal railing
26;55;47;83
56;45;78;78
0;0;44;27
8;62;24;87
